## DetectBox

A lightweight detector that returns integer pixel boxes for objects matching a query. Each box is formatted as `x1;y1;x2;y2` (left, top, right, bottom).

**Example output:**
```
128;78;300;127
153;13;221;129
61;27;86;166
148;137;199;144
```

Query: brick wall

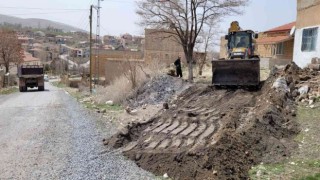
91;50;144;79
144;29;185;65
104;60;144;84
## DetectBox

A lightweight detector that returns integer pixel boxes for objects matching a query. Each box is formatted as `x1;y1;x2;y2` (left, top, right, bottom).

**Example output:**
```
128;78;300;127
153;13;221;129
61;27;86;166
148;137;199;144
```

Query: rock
286;76;294;84
119;127;129;135
309;99;315;105
172;104;177;108
212;170;218;175
106;100;114;106
309;64;320;71
300;76;311;81
272;77;289;92
288;83;295;92
142;104;147;109
299;93;308;101
135;153;142;161
270;66;278;76
101;109;107;113
310;105;315;109
311;57;320;64
130;109;138;115
291;110;296;116
309;96;316;101
163;102;169;109
299;85;309;95
291;89;299;98
163;173;169;179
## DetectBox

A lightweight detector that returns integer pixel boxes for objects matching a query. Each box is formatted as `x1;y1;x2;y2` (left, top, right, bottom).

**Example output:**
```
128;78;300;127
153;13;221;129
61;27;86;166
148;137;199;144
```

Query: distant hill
0;14;84;32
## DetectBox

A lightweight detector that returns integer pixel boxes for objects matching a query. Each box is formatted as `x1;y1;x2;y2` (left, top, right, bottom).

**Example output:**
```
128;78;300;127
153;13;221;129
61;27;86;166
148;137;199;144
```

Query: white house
293;0;320;68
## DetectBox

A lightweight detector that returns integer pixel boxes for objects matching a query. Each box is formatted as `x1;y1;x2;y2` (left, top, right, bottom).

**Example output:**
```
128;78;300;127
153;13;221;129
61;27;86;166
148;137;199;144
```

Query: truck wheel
38;86;44;91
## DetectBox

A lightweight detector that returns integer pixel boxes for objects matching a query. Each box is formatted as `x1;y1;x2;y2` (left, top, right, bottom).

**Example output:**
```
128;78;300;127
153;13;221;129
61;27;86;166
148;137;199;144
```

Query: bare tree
196;19;219;76
136;0;248;82
0;29;23;73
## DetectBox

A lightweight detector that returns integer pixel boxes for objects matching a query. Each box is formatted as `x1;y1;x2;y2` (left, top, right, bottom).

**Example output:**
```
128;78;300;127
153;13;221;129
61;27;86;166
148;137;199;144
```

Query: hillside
0;14;84;32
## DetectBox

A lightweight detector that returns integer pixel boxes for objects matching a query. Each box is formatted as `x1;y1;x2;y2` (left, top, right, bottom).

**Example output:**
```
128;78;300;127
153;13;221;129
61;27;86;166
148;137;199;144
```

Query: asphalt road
0;83;155;180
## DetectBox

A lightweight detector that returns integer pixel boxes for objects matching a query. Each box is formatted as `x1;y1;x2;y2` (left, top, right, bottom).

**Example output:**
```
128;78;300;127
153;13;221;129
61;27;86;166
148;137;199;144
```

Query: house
256;22;296;68
257;22;295;59
293;0;320;68
23;51;41;65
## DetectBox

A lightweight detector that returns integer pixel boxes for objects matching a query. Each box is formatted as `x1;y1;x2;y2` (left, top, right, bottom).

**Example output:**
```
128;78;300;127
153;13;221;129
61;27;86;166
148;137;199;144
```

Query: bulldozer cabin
212;21;260;87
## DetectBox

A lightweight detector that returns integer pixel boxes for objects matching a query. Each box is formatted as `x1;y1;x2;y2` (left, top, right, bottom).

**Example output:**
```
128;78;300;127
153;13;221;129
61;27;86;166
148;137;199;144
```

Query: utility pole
94;0;103;83
89;5;93;93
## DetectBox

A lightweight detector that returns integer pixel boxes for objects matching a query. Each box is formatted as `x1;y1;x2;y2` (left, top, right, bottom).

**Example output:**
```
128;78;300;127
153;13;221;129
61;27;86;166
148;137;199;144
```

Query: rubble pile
273;62;320;108
125;74;189;108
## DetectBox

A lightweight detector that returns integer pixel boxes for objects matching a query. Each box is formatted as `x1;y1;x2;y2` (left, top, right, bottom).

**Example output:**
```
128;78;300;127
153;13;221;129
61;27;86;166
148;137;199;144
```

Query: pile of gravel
126;75;189;108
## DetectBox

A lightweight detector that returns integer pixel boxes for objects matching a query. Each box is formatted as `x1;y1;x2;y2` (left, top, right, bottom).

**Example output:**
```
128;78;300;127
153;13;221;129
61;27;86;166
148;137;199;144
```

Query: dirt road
0;83;155;179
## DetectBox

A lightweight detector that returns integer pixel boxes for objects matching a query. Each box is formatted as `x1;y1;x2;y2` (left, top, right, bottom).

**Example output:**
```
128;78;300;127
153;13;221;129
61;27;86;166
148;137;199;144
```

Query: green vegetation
83;102;123;112
249;164;285;179
299;173;320;180
51;82;67;88
0;87;18;95
249;105;320;179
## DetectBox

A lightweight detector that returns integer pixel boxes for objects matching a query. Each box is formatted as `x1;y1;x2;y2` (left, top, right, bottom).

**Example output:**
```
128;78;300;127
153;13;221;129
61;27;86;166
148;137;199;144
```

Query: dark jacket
174;58;181;69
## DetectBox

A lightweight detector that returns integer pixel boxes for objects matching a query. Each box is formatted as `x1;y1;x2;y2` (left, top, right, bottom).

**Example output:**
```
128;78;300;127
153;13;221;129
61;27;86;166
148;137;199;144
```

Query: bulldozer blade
212;59;260;86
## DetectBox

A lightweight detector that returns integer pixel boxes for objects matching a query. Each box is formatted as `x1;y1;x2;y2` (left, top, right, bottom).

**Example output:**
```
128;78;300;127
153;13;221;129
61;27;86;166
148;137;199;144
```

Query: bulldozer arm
212;59;260;86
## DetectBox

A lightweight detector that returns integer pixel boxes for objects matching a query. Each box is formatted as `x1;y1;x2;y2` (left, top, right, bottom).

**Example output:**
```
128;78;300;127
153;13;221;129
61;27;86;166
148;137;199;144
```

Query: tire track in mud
107;64;302;179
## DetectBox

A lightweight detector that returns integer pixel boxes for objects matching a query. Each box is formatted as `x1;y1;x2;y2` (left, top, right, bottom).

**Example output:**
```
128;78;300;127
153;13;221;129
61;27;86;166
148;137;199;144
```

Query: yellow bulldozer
212;21;260;87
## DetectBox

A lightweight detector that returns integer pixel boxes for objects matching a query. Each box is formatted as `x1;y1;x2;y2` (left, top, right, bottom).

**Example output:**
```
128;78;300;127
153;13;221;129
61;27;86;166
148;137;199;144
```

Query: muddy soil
106;63;305;179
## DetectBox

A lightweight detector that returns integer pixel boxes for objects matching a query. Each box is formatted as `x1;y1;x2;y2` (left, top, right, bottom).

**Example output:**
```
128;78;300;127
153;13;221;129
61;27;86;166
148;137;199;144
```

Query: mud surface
106;63;306;179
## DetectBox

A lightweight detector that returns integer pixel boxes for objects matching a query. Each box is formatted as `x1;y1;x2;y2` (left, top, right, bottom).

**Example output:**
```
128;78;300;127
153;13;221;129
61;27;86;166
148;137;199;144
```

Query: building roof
265;22;296;33
23;51;40;62
256;36;293;44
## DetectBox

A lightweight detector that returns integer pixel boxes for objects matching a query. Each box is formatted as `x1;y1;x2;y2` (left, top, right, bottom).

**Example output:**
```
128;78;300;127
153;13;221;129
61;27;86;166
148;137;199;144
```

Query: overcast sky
0;0;296;36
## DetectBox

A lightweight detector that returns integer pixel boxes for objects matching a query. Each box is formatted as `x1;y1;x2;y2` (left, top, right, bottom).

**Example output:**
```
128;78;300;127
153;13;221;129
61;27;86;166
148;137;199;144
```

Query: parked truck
18;65;45;92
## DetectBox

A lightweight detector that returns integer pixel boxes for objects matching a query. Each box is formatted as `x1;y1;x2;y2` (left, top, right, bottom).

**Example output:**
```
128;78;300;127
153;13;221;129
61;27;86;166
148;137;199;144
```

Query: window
301;27;318;52
275;42;284;55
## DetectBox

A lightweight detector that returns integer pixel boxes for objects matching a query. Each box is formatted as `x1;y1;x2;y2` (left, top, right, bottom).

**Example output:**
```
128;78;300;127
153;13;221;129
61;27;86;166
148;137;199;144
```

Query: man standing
174;56;182;78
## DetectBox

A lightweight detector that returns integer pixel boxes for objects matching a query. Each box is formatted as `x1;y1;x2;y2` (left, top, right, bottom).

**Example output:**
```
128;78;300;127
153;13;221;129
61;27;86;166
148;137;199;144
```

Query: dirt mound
105;63;309;179
125;75;189;108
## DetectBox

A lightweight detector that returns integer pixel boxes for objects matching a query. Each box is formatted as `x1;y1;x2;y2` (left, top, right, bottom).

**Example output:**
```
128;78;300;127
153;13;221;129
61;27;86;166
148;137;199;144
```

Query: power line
0;6;88;11
6;11;86;16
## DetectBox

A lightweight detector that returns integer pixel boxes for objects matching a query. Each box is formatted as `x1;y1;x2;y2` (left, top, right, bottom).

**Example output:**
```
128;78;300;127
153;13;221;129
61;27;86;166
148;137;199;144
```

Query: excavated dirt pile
105;63;313;179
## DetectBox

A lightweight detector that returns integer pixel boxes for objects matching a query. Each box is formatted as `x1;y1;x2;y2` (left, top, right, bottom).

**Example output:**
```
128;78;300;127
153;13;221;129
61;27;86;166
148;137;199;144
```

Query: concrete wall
293;26;320;67
297;0;320;28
